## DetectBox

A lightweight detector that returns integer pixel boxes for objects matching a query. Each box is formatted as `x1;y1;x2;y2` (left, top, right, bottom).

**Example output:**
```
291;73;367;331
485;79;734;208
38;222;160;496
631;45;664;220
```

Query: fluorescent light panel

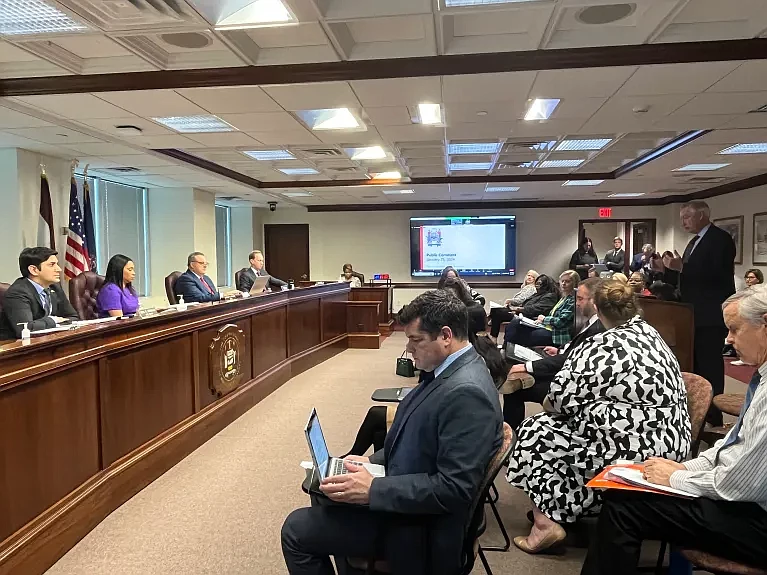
563;180;604;186
0;0;87;35
524;99;560;121
485;186;520;192
244;150;295;160
382;189;415;195
282;191;313;197
555;139;612;151
608;193;646;198
345;146;387;161
278;168;319;175
214;0;295;29
538;159;584;168
417;103;443;125
674;163;731;171
296;108;362;131
450;162;493;171
718;143;767;155
371;171;402;180
447;142;502;155
152;115;236;133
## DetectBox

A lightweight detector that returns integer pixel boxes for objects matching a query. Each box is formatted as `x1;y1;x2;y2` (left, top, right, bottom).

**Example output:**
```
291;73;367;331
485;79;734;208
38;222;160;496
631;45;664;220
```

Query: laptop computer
304;408;386;480
249;276;270;295
592;263;608;274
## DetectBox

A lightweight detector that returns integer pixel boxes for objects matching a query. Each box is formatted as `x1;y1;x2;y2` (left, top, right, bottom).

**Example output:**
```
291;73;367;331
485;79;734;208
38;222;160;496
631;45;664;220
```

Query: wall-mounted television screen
410;216;517;277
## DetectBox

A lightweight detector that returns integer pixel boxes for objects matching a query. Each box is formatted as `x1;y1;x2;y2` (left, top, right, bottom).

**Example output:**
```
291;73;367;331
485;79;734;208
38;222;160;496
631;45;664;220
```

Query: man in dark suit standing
662;200;736;426
603;237;626;273
174;252;239;304
503;277;605;428
281;290;503;575
0;247;80;340
236;250;287;293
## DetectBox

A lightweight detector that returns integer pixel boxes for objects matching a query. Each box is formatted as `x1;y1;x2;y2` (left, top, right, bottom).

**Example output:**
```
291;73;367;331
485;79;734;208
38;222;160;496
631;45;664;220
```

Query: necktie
41;289;52;315
202;277;214;294
715;370;761;464
682;235;700;263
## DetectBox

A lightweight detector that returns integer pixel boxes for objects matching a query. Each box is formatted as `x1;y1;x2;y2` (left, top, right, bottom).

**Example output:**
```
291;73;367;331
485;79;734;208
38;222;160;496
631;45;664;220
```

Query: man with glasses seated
174;252;240;304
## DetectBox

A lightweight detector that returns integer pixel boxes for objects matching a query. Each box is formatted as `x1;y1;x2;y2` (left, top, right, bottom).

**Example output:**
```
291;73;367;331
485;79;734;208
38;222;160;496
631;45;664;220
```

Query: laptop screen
306;411;330;480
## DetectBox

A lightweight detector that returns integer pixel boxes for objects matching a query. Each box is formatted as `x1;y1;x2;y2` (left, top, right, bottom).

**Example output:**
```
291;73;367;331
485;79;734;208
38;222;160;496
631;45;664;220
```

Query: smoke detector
115;124;143;135
577;3;635;25
160;32;211;49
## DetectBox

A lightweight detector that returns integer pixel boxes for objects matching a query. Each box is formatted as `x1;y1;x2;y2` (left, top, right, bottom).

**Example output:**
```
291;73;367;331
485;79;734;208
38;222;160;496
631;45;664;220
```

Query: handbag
396;350;416;378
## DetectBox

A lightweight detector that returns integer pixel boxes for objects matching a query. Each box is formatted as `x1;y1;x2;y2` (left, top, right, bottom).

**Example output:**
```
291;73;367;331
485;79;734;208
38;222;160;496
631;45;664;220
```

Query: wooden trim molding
2;39;767;96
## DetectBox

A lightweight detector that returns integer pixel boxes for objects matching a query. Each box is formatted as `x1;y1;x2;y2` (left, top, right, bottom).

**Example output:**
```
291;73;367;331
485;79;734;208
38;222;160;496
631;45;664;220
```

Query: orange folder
587;463;679;496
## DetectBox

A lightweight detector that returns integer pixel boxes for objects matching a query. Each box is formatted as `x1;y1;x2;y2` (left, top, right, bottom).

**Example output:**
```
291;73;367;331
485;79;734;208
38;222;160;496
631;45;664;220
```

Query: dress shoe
500;372;535;394
513;523;567;554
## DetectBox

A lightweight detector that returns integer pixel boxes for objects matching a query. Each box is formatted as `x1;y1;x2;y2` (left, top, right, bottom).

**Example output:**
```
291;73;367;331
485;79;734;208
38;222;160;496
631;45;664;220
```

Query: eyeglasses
192;260;208;266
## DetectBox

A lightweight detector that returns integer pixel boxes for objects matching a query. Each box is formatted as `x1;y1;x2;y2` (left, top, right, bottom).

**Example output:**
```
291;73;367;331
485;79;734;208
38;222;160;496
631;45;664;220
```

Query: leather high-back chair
352;271;365;284
0;282;10;317
234;268;249;291
69;271;106;320
165;271;183;305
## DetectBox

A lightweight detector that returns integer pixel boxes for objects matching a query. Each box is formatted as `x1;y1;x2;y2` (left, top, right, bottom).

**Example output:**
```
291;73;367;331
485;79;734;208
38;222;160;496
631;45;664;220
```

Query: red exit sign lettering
599;207;613;218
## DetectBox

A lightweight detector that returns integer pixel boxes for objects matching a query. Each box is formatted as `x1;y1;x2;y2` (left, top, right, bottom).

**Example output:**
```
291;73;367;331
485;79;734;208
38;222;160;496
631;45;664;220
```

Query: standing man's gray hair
681;200;711;219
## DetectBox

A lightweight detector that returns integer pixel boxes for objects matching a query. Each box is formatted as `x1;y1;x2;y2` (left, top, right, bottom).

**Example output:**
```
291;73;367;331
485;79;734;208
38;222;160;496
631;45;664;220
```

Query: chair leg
478;547;493;575
489;483;499;503
656;540;668;575
481;498;511;552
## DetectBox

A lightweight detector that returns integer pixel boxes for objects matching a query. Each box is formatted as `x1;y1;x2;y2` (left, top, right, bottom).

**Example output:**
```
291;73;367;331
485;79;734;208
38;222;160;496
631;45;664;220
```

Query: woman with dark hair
569;237;599;280
437;266;485;305
338;263;361;288
745;268;764;287
96;254;139;317
628;271;651;296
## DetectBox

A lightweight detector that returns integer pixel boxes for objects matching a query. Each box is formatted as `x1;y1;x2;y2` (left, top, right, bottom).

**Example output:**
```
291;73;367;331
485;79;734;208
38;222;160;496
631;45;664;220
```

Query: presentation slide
410;216;517;277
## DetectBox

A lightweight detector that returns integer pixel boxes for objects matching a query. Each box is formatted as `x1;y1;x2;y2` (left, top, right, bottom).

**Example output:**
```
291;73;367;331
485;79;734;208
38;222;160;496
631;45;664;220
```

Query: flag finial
71;159;79;173
83;163;89;177
40;163;47;177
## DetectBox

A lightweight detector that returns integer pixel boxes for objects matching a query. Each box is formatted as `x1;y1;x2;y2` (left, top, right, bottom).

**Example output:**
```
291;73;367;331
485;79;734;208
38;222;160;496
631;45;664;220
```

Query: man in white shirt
580;285;767;574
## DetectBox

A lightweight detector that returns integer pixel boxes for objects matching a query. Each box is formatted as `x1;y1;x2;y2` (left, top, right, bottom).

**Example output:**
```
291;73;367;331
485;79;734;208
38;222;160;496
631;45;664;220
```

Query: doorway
264;224;310;283
578;219;657;273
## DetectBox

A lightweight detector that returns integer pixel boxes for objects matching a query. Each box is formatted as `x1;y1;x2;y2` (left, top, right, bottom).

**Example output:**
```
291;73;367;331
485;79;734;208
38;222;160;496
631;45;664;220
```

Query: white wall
193;188;216;284
229;206;254;287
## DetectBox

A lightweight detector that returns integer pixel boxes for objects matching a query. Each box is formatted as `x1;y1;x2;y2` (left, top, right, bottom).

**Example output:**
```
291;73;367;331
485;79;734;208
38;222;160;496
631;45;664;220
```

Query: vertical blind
215;205;231;287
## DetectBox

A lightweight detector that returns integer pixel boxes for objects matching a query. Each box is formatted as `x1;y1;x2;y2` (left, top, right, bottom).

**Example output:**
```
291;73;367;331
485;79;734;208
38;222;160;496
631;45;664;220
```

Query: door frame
578;218;657;275
264;223;310;281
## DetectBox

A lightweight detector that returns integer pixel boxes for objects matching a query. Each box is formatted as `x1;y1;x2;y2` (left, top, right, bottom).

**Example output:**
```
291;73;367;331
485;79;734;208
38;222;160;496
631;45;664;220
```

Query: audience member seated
236;250;287;293
570;237;599;280
580;285;767;574
175;252;239;304
612;272;628;284
0;247;80;340
501;278;605;429
629;243;657;275
603;237;625;273
506;280;691;554
503;270;577;348
501;274;560;338
96;254;139;317
745;268;764;287
437;265;485;305
338;263;361;288
628;271;651;296
648;280;680;302
281;290;502;574
489;269;539;339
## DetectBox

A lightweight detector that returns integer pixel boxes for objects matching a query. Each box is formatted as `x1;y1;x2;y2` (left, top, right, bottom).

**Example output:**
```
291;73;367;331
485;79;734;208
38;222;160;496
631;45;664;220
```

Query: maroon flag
38;172;55;248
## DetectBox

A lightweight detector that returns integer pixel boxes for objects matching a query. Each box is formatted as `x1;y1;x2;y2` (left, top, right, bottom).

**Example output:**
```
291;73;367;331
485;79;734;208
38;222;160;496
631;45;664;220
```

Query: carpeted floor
45;332;736;575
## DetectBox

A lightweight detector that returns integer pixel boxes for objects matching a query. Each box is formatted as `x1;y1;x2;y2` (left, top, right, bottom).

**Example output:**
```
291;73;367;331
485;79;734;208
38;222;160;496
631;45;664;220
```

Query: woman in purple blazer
96;254;140;318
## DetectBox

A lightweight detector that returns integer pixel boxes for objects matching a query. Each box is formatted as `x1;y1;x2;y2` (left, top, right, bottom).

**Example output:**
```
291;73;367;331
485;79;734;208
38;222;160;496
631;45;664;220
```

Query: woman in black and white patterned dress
506;280;691;554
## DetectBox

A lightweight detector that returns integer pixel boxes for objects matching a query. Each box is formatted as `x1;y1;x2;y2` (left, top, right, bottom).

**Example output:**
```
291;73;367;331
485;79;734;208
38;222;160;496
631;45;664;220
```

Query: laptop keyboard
332;459;349;476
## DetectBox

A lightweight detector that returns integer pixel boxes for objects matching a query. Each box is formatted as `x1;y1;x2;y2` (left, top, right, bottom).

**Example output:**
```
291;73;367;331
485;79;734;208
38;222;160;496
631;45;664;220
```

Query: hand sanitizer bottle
18;323;31;344
177;294;187;312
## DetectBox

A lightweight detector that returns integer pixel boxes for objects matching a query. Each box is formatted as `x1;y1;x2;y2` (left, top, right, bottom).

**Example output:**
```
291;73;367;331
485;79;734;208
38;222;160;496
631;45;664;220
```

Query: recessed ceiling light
0;0;87;35
538;159;585;168
278;168;319;175
371;171;402;180
448;142;502;155
152;115;236;133
673;163;731;171
485;186;520;192
296;108;363;131
446;0;540;6
213;0;296;29
524;99;560;121
382;189;415;195
718;143;767;155
450;162;493;171
555;139;612;151
416;103;443;125
345;146;388;161
282;191;313;197
608;193;646;198
563;180;605;186
244;150;295;161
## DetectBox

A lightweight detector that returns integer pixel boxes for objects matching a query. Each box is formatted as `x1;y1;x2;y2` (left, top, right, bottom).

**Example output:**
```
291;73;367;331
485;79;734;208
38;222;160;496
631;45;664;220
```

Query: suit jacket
603;248;625;272
368;347;502;574
530;319;605;380
630;252;656;273
0;278;79;340
520;291;558;319
174;270;220;303
679;224;736;328
236;268;287;293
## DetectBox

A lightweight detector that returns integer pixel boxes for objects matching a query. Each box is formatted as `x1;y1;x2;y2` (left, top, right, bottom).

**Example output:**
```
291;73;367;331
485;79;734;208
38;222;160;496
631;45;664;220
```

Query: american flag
64;176;91;279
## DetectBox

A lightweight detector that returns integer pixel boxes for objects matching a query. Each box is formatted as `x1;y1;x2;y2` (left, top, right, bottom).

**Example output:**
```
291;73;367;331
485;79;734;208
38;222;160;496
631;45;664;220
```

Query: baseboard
0;334;348;575
379;319;395;336
348;333;381;349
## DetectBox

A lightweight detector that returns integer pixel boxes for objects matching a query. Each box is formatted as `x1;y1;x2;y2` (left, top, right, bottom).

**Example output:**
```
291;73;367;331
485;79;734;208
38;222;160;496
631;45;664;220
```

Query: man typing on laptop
281;290;503;575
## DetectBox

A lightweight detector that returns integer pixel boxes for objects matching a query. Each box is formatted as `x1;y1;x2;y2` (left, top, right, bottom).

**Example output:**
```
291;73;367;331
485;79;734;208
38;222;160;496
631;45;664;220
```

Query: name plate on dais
209;324;245;397
137;307;158;318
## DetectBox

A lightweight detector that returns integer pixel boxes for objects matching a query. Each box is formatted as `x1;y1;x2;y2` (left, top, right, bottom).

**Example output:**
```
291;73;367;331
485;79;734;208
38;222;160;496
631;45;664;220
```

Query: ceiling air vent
686;176;726;183
104;167;142;173
295;147;343;159
60;0;197;29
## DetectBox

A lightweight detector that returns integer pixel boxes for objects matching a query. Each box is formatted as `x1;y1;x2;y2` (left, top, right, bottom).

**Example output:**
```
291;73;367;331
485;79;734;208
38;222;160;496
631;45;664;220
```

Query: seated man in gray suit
281;290;503;575
174;252;239;304
237;250;287;293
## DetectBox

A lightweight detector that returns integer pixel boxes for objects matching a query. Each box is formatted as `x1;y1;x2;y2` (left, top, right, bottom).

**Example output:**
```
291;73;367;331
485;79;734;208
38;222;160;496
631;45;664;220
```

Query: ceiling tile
218;112;304;132
183;132;262;147
707;61;767;93
247;130;322;145
351;77;441;107
14;94;131;119
442;71;536;104
365;107;413;127
4;126;103;144
0;107;52;129
50;35;131;58
246;23;329;48
175;86;282;113
617;62;741;96
263;82;361;111
531;67;636;99
96;90;207;117
672;92;767;116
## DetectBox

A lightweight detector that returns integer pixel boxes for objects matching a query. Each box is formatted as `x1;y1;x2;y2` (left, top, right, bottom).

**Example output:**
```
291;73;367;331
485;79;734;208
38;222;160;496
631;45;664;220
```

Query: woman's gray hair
723;285;767;325
642;243;654;252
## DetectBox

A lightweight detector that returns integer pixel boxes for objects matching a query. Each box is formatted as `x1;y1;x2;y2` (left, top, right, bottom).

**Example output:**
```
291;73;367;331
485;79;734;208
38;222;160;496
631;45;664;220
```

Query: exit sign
599;207;613;218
